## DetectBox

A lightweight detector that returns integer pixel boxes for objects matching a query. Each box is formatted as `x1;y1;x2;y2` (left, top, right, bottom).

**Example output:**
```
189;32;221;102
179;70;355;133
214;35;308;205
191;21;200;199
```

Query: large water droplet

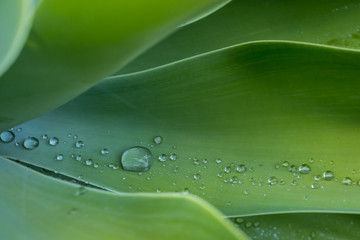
23;137;39;150
298;164;311;174
323;171;335;180
48;137;59;146
121;146;153;172
0;131;15;143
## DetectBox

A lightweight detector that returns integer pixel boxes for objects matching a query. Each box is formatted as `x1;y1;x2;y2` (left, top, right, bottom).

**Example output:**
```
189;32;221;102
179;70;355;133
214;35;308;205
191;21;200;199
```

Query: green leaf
0;0;228;131
233;213;360;239
0;0;39;76
120;0;360;74
3;41;360;216
0;157;249;240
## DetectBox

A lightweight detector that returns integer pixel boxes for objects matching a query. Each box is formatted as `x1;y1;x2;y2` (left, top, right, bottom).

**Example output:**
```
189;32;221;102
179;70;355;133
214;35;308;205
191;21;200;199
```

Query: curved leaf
0;157;248;240
0;0;39;76
120;0;360;74
3;41;360;216
0;0;228;131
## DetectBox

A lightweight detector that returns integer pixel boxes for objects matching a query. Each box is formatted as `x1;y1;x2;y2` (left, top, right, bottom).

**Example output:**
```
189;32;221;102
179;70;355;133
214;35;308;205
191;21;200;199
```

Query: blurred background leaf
0;0;229;131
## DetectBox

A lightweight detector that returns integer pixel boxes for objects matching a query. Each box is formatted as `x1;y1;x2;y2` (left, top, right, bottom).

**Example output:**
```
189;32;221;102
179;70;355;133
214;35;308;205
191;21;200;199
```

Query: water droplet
16;128;22;132
323;171;335;180
291;180;298;186
0;131;15;143
342;177;352;185
101;148;109;155
76;155;82;161
85;159;93;166
235;218;244;224
309;158;315;164
48;137;59;146
245;222;252;228
216;158;222;164
268;176;278;185
200;184;205;190
224;166;231;173
217;172;224;178
193;173;201;180
298;164;311;174
41;134;48;140
275;164;280;169
121;146;153;172
158;154;167;162
56;154;64;161
314;175;322;181
244;190;249;195
193;158;200;165
311;183;320;189
183;188;190;194
230;176;239;183
288;164;296;172
76;186;86;196
93;163;99;168
15;142;20;147
254;222;260;227
172;145;177;149
202;159;208;164
23;137;39;150
154;136;162;144
282;161;290;167
75;140;84;148
170;153;177;161
236;164;246;173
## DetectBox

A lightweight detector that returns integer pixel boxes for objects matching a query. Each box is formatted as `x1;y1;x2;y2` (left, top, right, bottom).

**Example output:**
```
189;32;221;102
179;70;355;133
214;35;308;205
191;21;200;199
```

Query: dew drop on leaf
268;176;278;185
298;164;311;174
323;171;335;180
101;148;109;155
236;164;246;173
23;137;39;150
75;140;84;148
0;131;15;143
48;137;59;146
342;177;352;185
56;154;64;161
153;136;162;144
121;146;153;172
158;154;167;162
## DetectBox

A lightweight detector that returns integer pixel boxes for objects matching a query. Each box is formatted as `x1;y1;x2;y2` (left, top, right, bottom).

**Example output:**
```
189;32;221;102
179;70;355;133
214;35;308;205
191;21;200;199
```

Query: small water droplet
16;128;22;132
76;187;87;196
75;140;84;148
275;164;280;169
158;154;168;162
323;171;335;180
291;180;298;186
235;218;244;224
224;166;231;173
101;148;109;155
193;173;201;180
309;158;315;164
170;153;177;161
48;137;59;146
282;161;290;167
172;145;177;149
342;177;352;185
216;158;222;164
236;164;246;173
85;159;93;166
56;154;64;161
268;176;278;185
0;131;15;143
217;172;224;178
230;176;239;183
245;222;252;228
93;163;99;168
154;136;162;144
311;183;320;189
183;188;190;194
23;137;39;150
202;158;208;164
76;155;82;161
254;222;260;227
200;184;205;190
244;190;249;195
15;142;20;147
298;164;311;174
193;158;200;165
314;175;322;181
41;134;48;140
289;165;297;172
121;146;153;172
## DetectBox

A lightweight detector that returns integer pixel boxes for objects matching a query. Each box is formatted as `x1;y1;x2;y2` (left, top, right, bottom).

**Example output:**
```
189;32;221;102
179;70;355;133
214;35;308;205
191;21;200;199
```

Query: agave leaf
2;41;360;216
120;0;360;74
0;157;249;240
0;0;228;131
0;0;39;76
233;213;360;240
